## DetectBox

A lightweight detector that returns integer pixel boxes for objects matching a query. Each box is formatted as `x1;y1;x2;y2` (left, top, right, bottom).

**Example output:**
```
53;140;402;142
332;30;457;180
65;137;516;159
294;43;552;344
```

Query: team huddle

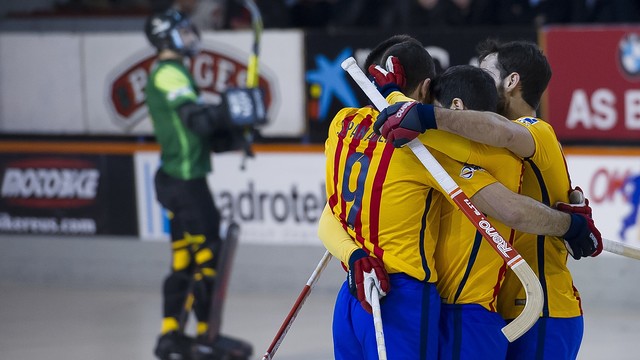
319;35;602;360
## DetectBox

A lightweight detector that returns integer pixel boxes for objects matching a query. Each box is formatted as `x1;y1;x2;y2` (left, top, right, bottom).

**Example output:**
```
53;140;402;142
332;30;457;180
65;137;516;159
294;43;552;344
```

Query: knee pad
171;238;193;271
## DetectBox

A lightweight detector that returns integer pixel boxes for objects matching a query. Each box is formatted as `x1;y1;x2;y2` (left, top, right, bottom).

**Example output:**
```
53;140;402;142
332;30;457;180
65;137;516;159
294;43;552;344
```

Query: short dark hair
431;65;498;112
364;35;423;71
380;41;437;95
477;39;552;110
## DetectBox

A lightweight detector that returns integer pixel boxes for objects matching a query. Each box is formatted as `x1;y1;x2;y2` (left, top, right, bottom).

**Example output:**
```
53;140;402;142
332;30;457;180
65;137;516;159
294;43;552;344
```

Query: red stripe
350;115;374;249
573;283;583;315
328;114;354;211
368;142;393;260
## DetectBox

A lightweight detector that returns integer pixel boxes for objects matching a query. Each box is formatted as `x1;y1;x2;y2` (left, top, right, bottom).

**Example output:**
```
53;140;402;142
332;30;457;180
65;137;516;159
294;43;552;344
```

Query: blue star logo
306;48;359;121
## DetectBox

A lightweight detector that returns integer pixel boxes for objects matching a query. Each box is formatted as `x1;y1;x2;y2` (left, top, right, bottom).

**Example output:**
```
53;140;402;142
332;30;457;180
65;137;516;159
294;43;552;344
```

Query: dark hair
477;39;552;110
364;35;423;70
380;41;437;95
431;65;498;112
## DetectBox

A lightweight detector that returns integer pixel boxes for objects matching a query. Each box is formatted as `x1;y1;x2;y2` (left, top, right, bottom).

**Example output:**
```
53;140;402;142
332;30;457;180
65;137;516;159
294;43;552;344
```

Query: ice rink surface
0;235;639;360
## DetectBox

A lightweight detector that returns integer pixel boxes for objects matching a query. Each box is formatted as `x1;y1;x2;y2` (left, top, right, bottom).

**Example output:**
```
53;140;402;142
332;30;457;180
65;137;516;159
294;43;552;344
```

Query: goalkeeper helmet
144;8;200;57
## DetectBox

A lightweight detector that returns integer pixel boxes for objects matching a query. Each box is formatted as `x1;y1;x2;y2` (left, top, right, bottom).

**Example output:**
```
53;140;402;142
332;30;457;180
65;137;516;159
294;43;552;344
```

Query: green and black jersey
145;59;211;180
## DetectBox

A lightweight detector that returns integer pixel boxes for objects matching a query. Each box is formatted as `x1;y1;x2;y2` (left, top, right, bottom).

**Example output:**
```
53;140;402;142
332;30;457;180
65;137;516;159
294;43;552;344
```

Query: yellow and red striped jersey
325;106;499;283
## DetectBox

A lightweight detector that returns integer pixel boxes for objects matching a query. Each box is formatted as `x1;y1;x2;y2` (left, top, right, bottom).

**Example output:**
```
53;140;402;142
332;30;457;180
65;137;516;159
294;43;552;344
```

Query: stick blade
501;262;543;342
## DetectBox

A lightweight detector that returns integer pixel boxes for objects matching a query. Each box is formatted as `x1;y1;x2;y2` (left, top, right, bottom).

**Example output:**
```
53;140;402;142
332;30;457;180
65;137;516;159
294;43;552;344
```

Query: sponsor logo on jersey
459;165;481;179
516;117;538;126
0;158;99;208
107;44;275;131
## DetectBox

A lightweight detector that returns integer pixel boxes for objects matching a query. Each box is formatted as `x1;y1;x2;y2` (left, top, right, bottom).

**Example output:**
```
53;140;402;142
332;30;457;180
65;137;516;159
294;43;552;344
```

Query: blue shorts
333;274;440;360
438;303;508;360
506;316;583;360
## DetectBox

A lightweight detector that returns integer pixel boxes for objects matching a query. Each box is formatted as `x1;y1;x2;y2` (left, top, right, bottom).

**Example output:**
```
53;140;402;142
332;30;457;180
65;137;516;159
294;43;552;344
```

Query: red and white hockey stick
261;250;332;360
341;57;543;342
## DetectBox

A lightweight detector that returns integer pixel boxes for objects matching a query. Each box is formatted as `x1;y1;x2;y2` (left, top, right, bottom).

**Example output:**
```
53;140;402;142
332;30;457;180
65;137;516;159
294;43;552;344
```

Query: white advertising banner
565;154;640;248
135;151;327;245
0;30;304;137
0;33;84;133
135;150;640;247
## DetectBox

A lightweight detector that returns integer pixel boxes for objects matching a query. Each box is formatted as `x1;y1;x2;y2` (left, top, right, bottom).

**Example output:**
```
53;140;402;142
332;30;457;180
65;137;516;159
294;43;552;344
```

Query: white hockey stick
341;57;543;342
364;270;387;360
603;238;640;260
261;250;332;360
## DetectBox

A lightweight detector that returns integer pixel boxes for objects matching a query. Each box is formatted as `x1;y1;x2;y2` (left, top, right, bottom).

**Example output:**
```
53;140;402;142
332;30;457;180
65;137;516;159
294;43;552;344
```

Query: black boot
154;331;193;360
192;334;253;360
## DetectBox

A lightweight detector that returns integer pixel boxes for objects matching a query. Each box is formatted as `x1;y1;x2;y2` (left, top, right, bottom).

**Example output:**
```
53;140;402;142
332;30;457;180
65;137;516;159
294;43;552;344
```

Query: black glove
347;249;390;314
373;101;437;148
222;87;267;127
561;213;603;260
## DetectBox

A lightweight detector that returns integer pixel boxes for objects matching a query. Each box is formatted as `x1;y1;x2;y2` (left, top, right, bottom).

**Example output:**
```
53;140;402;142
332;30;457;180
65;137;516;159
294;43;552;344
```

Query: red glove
373;101;437;147
556;186;603;258
556;186;593;218
367;56;406;97
347;249;390;313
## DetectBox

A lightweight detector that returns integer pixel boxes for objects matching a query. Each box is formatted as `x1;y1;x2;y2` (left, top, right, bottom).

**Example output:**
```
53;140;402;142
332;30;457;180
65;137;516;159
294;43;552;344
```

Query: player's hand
368;56;406;98
560;213;603;260
556;186;592;218
373;101;437;148
347;249;390;314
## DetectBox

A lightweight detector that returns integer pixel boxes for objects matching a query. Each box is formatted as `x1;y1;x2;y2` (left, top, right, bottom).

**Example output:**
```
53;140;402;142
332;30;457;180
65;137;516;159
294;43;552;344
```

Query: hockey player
373;40;601;360
144;8;258;360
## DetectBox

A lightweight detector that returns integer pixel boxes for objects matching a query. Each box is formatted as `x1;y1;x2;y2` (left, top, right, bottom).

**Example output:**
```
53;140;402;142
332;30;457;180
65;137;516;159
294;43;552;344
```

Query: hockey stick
177;239;200;333
365;271;387;360
261;250;333;360
568;191;640;260
206;222;241;342
239;0;263;170
603;238;640;260
341;57;543;342
243;0;262;89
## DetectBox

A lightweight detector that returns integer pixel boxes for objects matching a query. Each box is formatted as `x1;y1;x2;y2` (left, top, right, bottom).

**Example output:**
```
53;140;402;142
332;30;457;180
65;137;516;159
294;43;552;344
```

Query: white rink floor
1;235;639;360
1;283;640;359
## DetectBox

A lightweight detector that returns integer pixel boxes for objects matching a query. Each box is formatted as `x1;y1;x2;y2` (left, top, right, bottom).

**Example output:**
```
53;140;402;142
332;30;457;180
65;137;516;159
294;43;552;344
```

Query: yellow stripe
161;317;179;334
171;238;190;250
197;322;209;336
246;55;259;88
195;247;213;265
201;267;217;277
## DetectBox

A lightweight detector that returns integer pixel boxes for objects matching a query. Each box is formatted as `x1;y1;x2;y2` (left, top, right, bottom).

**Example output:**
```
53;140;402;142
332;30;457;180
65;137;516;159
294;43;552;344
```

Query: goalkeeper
144;8;263;360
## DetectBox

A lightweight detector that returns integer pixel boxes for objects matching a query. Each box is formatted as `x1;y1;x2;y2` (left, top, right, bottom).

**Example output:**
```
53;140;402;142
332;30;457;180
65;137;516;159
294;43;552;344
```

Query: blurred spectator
457;0;497;26
226;0;290;29
329;0;383;28
572;0;640;23
398;0;496;29
529;0;573;25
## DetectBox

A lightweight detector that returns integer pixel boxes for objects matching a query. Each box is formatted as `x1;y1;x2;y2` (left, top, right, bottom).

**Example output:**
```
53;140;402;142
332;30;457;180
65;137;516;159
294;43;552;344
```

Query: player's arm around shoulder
471;182;571;236
435;108;536;159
